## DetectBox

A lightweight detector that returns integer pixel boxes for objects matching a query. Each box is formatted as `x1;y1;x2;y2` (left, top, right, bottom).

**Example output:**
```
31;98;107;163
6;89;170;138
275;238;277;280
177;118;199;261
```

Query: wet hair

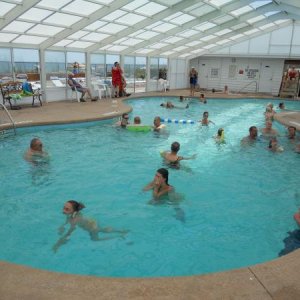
269;138;277;149
67;200;85;212
217;128;224;136
160;103;164;106
171;141;180;153
279;102;284;108
30;138;41;149
288;126;296;131
154;116;161;124
203;111;208;117
134;116;141;124
249;126;257;133
157;168;169;185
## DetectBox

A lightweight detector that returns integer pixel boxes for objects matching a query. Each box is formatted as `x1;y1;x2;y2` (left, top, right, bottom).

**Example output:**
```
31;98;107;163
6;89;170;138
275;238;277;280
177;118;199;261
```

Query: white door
259;65;273;93
198;63;208;89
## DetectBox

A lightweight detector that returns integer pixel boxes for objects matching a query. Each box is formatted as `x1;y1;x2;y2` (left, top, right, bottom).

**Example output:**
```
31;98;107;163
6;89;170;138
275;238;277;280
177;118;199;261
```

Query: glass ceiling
0;0;298;59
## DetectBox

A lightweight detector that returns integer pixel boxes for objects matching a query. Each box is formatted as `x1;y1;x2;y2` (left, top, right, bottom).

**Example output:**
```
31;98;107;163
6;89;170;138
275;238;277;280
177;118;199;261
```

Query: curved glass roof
0;0;299;58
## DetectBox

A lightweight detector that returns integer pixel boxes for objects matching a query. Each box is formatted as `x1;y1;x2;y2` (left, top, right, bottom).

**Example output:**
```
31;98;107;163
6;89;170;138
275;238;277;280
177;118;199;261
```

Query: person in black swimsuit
160;141;196;168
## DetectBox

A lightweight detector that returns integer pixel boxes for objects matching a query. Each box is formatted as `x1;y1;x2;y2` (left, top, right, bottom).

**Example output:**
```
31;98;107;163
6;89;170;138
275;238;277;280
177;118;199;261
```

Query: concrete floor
1;90;300;299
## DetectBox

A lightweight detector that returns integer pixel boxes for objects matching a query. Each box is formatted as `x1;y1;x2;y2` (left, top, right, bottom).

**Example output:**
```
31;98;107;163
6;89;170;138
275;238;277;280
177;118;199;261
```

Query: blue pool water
0;97;300;277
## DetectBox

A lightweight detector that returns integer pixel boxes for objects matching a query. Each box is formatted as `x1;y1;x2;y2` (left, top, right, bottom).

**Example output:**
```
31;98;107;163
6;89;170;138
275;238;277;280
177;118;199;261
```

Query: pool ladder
0;103;16;135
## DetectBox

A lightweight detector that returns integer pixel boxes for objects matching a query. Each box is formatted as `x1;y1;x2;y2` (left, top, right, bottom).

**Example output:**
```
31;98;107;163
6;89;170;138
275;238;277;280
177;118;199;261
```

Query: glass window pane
90;53;105;80
135;56;146;93
0;48;13;83
45;50;66;88
124;56;134;93
13;48;40;82
66;51;86;77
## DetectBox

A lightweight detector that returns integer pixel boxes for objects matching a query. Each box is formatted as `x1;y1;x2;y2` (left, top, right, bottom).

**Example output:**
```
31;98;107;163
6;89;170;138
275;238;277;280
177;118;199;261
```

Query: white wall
189;56;284;95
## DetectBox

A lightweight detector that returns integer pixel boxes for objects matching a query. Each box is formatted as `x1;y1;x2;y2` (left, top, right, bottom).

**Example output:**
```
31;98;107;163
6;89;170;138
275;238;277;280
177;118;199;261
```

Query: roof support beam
0;0;40;30
133;2;278;57
86;0;206;52
120;1;276;55
40;0;133;50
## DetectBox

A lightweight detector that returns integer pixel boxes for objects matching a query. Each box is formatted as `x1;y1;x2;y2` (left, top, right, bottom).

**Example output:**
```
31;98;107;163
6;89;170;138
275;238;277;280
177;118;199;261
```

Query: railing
237;81;258;93
0;103;16;135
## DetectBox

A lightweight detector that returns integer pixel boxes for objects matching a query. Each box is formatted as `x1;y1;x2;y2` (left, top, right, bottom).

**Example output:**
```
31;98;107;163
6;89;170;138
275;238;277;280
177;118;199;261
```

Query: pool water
0;97;300;277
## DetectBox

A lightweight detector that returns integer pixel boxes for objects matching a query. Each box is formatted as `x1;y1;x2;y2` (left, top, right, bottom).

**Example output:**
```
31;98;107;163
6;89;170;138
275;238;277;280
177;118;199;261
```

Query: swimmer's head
157;168;169;185
30;138;43;151
171;141;180;153
203;111;209;118
63;200;85;214
217;128;224;136
160;103;164;106
154;116;161;126
179;96;183;101
249;126;258;137
134;116;141;124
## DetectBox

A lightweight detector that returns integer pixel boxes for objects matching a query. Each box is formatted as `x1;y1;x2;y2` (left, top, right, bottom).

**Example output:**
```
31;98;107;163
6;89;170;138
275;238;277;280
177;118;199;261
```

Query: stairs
279;77;300;98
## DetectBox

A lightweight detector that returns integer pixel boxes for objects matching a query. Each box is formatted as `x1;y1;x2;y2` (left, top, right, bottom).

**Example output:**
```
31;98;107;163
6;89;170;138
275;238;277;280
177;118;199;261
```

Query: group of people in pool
24;99;299;252
240;102;300;153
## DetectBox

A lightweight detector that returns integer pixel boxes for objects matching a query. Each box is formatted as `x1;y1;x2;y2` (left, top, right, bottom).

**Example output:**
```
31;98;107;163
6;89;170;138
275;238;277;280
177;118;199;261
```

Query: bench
0;81;42;110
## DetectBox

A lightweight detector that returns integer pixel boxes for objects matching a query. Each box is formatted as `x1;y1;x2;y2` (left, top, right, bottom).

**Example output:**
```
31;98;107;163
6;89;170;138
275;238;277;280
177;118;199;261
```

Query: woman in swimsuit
143;168;173;199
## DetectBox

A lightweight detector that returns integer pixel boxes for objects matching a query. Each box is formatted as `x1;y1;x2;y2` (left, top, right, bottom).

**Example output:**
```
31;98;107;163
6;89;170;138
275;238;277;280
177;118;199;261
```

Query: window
0;48;12;83
45;50;66;87
13;48;40;82
90;53;105;80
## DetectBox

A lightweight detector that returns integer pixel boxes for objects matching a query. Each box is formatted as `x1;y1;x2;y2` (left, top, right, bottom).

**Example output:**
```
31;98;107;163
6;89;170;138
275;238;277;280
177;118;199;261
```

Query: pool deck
1;90;300;299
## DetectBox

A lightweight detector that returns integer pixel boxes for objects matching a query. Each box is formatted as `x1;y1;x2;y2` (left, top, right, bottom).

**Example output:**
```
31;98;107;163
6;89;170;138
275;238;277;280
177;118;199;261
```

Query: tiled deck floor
1;90;300;299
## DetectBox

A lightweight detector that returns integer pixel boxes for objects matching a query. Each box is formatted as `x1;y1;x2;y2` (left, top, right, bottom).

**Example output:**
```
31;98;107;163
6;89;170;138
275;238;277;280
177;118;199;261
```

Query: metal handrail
237;81;258;93
0;103;16;135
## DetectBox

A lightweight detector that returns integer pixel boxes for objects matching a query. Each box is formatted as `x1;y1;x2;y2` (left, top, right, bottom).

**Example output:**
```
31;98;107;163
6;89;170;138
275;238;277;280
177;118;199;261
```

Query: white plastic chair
93;83;107;99
72;87;80;102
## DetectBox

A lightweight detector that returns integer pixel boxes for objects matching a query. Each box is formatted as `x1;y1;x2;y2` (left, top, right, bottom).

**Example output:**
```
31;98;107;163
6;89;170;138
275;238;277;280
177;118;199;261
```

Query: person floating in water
160;101;188;109
161;141;196;168
241;126;258;146
24;138;49;164
53;200;128;252
143;168;173;200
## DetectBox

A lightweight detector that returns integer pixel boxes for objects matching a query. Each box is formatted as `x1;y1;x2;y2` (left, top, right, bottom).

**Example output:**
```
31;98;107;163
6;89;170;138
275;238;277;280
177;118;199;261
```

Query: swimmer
153;116;166;132
241;126;258;145
199;94;207;104
133;116;141;125
143;168;173;199
214;128;225;143
160;101;189;109
24;138;49;163
264;106;276;121
261;120;279;138
161;141;196;168
287;126;297;141
268;137;284;152
278;102;285;110
200;111;214;125
53;200;128;252
116;113;130;128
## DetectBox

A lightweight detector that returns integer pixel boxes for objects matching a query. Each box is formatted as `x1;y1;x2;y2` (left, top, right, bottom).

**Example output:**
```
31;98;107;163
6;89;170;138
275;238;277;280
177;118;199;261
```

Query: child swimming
53;200;128;252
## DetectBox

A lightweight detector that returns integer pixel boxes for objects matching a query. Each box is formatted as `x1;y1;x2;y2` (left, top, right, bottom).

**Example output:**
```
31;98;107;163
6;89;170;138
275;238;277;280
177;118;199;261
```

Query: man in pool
153;116;166;132
241;126;258;145
260;120;279;138
53;200;128;253
116;113;130;128
24;138;49;163
143;168;173;200
161;141;196;168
